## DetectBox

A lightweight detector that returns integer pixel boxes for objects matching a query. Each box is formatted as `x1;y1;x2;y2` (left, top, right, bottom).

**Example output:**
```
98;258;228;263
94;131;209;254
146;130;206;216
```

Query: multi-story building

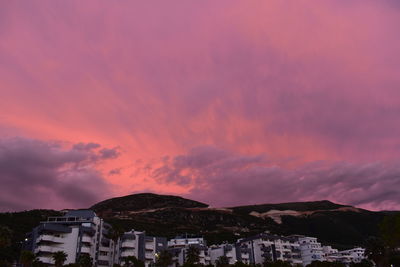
168;236;206;248
167;236;210;266
24;211;365;267
25;210;114;266
338;248;365;264
116;230;145;263
209;244;237;265
236;234;302;265
323;247;366;265
115;230;167;267
235;243;251;265
296;236;325;266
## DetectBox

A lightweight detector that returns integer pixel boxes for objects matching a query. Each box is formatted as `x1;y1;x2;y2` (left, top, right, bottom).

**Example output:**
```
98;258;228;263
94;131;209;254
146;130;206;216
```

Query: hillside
1;193;398;262
88;194;393;249
90;193;208;214
0;210;62;262
230;200;351;214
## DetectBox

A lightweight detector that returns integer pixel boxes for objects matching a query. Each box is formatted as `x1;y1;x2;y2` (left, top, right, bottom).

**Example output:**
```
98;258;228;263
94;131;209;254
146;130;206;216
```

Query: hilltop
1;193;397;255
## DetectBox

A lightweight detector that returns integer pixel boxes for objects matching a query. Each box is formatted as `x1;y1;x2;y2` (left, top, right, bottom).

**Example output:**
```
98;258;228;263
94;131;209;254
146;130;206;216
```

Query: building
168;236;206;248
115;230;167;267
167;236;210;266
236;233;302;265
324;247;366;265
26;210;114;266
296;236;325;266
209;244;237;265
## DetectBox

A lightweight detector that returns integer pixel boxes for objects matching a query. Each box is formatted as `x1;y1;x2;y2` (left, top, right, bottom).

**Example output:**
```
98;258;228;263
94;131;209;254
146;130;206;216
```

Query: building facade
26;210;114;266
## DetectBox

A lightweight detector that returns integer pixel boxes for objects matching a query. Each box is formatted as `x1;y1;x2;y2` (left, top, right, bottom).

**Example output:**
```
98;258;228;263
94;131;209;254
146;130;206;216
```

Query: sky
1;1;400;212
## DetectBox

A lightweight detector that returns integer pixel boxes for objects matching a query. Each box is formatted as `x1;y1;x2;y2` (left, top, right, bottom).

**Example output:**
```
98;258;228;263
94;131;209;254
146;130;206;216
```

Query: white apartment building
26;210;114;266
167;236;210;266
168;236;206;248
209;244;237;265
237;234;302;265
116;230;167;267
338;247;365;264
235;243;251;265
297;236;325;266
116;230;145;263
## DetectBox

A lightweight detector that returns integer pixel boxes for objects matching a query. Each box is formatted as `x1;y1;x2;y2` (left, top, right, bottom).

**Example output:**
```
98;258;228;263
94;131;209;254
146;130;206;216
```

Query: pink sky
1;1;400;211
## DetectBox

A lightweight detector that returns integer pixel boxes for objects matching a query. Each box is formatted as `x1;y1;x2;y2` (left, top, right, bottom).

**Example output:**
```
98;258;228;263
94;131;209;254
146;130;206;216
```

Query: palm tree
20;250;36;267
108;225;125;264
156;250;173;267
53;251;68;267
185;245;200;265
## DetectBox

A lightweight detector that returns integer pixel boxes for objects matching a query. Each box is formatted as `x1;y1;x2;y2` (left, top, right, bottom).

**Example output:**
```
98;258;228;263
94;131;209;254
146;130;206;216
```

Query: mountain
91;193;208;213
1;193;398;262
88;194;394;249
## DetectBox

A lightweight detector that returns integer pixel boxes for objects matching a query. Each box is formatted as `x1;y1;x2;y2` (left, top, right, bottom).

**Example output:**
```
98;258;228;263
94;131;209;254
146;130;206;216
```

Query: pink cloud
148;146;400;211
0;1;399;210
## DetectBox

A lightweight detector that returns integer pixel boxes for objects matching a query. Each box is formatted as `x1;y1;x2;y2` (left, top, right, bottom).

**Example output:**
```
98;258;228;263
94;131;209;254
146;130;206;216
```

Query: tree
0;259;12;267
20;250;36;267
380;213;400;249
266;260;292;267
108;226;124;266
349;259;374;267
306;261;345;267
232;261;250;267
123;255;145;267
53;251;68;267
156;250;173;267
32;259;47;267
77;253;92;267
185;246;200;265
215;256;230;267
364;236;386;267
0;226;12;248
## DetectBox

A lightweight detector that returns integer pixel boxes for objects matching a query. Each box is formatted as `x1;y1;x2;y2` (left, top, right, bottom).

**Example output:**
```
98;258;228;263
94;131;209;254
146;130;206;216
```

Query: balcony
36;234;64;243
37;256;54;264
80;246;91;254
145;253;154;259
35;245;60;253
121;241;135;248
121;251;135;258
145;244;154;250
225;252;234;258
99;246;111;252
98;255;110;261
82;236;92;243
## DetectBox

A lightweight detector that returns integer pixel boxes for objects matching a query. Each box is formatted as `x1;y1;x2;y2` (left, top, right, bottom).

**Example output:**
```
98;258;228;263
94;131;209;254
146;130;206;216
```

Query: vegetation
1;194;400;267
91;193;208;213
0;209;62;263
264;260;292;267
364;213;400;266
215;256;230;267
52;251;67;267
185;245;201;265
20;250;36;267
156;250;173;267
77;253;93;267
122;255;145;267
306;261;345;267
